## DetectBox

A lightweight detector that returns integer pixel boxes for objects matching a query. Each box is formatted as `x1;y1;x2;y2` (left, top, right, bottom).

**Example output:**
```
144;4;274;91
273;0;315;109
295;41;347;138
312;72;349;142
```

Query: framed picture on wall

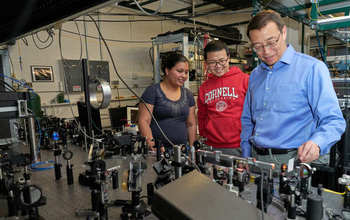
31;65;54;82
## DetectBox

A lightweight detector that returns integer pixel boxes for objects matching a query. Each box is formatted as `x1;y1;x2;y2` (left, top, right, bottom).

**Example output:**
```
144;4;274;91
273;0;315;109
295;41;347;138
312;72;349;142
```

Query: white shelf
41;97;138;108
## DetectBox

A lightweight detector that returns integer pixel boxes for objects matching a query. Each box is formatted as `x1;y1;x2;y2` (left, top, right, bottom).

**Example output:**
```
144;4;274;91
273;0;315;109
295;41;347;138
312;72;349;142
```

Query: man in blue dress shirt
240;10;346;169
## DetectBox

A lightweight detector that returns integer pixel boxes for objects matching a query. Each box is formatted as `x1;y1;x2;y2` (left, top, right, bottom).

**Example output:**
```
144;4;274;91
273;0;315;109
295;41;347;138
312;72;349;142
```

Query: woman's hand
146;138;155;151
147;139;165;153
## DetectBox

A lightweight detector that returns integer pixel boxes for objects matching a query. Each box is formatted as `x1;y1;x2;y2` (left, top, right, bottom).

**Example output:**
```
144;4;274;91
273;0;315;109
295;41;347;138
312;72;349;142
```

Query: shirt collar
261;44;295;70
279;44;294;65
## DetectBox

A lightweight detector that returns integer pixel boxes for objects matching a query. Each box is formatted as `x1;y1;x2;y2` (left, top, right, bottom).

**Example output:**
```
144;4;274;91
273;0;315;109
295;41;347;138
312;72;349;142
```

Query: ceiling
117;0;350;27
0;0;349;45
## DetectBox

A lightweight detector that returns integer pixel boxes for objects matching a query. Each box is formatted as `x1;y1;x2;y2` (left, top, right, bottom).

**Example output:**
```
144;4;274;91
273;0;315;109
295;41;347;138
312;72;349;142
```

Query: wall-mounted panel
60;59;110;93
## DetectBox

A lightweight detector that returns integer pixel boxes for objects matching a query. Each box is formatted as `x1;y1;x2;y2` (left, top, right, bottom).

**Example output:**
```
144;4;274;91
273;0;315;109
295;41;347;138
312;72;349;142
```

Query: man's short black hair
204;40;229;60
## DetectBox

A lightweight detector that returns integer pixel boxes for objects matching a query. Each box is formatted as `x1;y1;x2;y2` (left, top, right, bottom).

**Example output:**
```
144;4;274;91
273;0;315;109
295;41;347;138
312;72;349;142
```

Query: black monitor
109;106;138;131
109;107;127;131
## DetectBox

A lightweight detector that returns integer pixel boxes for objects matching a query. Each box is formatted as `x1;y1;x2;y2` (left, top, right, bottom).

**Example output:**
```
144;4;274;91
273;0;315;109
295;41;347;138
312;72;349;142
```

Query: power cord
32;29;54;50
58;21;102;143
61;28;152;43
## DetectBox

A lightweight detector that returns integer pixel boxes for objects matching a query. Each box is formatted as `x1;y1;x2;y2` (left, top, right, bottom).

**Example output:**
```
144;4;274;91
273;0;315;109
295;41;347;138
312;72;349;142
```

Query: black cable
62;28;151;43
83;10;253;20
148;47;154;76
59;21;83;91
21;37;29;46
32;33;54;50
293;0;307;9
181;0;192;4
74;18;173;23
89;12;164;16
92;119;103;134
60;21;83;68
87;7;253;17
97;12;103;61
90;12;145;16
35;31;51;43
59;22;99;142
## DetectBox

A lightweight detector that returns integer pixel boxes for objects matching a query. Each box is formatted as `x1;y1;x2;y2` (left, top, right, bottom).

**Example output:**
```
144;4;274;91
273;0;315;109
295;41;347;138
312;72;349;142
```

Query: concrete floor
0;143;158;220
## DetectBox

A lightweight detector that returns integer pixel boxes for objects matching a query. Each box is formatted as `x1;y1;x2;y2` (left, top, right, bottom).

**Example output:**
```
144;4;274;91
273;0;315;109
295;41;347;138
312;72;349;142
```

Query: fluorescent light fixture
316;15;350;25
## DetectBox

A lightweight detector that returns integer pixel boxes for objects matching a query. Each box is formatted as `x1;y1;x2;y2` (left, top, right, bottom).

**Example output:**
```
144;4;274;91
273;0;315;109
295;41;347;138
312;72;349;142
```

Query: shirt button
264;102;267;106
266;88;270;90
260;118;263;121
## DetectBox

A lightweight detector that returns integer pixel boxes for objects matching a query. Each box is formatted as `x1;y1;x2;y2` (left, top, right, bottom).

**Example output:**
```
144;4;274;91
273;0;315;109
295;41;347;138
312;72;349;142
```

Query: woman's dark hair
203;40;229;60
161;52;189;75
246;10;285;39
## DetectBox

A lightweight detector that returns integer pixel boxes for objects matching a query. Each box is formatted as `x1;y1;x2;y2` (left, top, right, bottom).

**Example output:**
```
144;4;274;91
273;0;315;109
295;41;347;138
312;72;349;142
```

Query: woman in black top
138;52;196;150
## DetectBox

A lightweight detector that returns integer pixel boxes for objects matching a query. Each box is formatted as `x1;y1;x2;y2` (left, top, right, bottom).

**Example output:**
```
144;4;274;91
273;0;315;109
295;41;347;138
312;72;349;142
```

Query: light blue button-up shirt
241;45;346;157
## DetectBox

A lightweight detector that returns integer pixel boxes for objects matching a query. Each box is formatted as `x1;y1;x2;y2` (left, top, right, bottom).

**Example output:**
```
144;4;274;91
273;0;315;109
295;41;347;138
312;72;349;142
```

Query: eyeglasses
251;33;281;53
206;58;229;67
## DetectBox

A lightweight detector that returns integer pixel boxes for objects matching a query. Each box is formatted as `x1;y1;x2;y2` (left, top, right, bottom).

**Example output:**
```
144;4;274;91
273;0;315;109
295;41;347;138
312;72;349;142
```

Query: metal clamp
63;150;73;160
214;151;221;162
89;79;111;109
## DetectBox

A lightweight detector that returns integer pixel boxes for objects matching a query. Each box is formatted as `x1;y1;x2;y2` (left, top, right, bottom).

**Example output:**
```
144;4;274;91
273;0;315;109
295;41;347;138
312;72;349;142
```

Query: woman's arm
137;102;155;149
186;106;196;146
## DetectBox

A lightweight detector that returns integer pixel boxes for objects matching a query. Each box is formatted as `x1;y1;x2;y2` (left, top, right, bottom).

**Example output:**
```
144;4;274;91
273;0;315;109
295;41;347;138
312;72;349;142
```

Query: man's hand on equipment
297;140;320;163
